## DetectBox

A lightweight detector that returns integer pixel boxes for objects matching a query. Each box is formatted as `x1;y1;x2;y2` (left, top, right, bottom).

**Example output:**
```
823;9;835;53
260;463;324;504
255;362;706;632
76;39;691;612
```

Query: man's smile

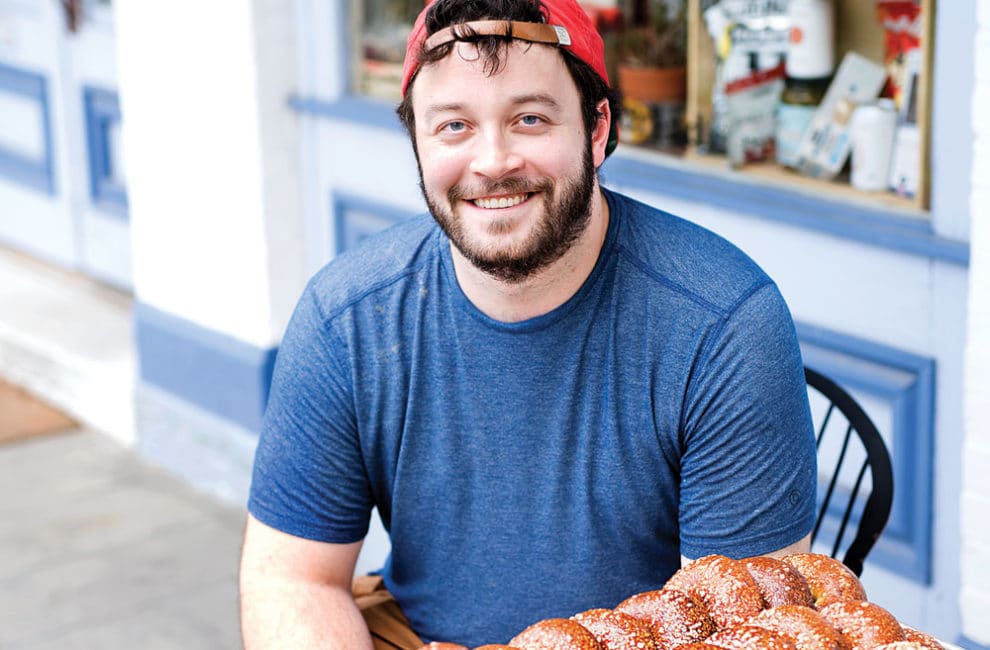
470;193;531;209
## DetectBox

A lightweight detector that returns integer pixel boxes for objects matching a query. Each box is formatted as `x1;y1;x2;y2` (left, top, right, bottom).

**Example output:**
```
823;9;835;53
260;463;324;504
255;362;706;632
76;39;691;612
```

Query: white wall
115;0;306;349
961;0;990;644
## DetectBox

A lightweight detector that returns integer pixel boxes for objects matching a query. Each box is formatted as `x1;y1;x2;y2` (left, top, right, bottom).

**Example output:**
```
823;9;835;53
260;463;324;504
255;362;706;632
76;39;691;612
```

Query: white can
850;99;898;192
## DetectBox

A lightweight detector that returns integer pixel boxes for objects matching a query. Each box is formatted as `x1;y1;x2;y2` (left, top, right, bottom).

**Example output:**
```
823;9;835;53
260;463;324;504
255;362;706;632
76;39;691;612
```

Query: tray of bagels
419;552;961;650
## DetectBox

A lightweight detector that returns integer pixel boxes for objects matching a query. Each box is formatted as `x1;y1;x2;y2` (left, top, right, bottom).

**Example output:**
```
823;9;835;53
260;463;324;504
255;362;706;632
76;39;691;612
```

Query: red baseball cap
400;0;611;98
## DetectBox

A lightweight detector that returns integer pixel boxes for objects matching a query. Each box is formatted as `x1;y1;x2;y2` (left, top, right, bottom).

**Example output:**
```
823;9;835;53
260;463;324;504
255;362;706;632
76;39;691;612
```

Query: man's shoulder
306;213;440;318
609;191;772;313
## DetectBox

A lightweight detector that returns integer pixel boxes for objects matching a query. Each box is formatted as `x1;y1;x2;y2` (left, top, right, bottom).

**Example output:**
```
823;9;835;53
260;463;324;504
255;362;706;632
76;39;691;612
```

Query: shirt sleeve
677;281;817;559
247;282;374;543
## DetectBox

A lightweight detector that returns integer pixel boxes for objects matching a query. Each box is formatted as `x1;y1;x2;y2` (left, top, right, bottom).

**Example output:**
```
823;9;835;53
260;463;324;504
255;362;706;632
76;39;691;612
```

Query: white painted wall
0;1;76;267
115;0;306;348
961;0;990;643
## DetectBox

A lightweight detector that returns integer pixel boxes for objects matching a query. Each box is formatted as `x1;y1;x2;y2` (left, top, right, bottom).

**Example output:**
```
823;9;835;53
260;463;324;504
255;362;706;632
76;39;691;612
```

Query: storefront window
354;0;424;101
599;1;689;152
349;0;931;212
683;0;930;211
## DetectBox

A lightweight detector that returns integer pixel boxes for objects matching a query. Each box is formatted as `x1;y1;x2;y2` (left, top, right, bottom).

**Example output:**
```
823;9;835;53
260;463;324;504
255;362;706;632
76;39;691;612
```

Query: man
239;0;817;648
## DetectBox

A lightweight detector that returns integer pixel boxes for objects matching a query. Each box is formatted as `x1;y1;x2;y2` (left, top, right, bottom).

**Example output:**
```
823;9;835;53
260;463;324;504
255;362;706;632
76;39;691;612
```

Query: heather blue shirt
248;189;816;647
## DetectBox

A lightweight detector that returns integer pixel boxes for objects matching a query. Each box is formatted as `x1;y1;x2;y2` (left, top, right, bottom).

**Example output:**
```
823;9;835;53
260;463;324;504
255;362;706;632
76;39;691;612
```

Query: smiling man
239;1;818;649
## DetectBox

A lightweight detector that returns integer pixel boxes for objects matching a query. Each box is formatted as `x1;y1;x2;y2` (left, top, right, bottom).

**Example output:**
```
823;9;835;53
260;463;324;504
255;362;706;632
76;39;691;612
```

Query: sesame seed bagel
705;624;800;650
570;608;659;650
748;605;850;650
509;618;603;650
818;601;906;650
781;554;868;609
901;626;945;649
615;588;716;647
743;556;816;609
665;555;765;628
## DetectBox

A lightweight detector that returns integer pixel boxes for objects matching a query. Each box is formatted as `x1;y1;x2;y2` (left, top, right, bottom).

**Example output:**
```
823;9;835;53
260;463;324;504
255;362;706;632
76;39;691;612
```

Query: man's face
410;41;610;283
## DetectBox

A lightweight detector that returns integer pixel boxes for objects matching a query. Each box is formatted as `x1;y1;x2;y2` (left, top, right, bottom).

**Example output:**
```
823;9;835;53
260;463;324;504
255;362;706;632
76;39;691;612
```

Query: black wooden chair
805;366;894;577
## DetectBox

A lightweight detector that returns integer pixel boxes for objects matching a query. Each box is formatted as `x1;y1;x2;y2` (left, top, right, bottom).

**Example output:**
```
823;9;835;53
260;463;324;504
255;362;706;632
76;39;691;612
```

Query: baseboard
136;383;257;508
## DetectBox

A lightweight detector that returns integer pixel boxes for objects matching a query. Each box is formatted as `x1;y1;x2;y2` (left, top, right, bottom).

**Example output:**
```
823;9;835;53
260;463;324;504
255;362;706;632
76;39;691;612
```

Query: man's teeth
472;194;526;209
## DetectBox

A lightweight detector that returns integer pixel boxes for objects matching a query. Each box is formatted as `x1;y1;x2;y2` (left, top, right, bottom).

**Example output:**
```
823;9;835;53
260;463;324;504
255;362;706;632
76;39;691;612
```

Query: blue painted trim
289;93;401;132
796;322;935;584
83;86;128;220
957;636;990;650
134;302;277;434
289;92;969;267
0;62;55;195
601;153;969;267
331;190;419;254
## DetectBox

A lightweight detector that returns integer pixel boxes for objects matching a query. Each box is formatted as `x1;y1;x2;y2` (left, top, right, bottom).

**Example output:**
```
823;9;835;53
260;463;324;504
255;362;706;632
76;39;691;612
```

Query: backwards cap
400;0;611;98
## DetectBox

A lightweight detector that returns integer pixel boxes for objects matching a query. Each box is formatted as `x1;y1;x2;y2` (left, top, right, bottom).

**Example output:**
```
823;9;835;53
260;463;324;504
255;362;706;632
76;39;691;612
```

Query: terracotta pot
618;65;687;104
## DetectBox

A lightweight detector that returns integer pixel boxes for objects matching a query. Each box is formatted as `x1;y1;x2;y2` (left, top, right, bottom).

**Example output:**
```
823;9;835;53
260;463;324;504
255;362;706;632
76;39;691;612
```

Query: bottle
777;77;830;168
776;0;835;168
787;0;836;81
850;99;898;192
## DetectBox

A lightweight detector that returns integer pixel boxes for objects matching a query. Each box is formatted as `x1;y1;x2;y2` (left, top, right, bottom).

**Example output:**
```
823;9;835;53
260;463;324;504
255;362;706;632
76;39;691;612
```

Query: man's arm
759;533;811;559
240;514;373;649
680;533;812;567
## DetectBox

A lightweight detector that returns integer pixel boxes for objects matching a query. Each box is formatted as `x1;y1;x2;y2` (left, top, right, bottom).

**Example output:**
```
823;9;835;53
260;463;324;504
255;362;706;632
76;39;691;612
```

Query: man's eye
443;121;466;133
520;115;543;126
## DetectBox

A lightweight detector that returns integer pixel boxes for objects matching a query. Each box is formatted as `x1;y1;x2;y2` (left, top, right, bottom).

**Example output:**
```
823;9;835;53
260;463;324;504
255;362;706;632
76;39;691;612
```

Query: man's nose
469;130;523;180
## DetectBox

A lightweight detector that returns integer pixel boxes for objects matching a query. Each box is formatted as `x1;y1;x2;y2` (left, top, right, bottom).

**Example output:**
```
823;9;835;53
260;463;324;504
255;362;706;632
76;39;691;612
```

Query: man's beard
419;143;596;284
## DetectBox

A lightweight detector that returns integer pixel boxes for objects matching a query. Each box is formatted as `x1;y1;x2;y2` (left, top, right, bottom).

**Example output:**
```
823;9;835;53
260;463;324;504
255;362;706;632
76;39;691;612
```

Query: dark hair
395;0;621;157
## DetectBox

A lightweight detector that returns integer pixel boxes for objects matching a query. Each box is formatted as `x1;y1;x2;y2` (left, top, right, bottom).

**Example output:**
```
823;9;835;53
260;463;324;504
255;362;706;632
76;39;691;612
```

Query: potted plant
607;0;688;105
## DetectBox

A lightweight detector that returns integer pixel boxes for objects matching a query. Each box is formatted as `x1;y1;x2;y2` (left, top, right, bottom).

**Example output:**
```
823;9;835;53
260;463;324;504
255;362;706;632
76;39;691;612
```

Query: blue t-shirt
248;189;816;647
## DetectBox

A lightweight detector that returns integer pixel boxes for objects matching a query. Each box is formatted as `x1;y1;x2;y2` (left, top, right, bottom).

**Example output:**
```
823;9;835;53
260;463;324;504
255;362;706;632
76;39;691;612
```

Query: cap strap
423;20;572;51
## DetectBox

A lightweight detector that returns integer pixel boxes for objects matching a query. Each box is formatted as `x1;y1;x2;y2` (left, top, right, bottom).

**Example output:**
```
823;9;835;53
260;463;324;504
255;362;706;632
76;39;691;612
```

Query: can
850;99;898;192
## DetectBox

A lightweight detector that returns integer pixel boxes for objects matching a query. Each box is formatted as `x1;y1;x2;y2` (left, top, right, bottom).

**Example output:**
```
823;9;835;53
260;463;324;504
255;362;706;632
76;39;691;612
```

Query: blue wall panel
797;323;935;584
0;62;55;195
332;191;418;254
83;85;128;219
134;303;277;434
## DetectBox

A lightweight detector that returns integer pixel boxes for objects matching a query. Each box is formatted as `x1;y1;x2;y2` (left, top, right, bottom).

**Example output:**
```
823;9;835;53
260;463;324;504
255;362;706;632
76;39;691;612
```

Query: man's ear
591;98;612;168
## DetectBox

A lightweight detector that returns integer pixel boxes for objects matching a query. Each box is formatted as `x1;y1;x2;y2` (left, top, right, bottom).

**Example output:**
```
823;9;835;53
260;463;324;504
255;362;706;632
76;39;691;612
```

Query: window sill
289;93;970;268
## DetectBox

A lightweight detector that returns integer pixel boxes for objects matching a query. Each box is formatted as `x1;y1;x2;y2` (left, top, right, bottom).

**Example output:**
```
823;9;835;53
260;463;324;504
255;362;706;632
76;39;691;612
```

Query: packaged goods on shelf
888;124;920;198
777;0;835;168
849;99;898;192
702;0;789;153
724;63;786;167
875;0;923;111
793;52;886;180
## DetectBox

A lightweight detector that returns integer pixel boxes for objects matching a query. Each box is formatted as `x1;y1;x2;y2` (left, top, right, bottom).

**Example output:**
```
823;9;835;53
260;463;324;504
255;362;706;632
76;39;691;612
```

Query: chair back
805;366;894;577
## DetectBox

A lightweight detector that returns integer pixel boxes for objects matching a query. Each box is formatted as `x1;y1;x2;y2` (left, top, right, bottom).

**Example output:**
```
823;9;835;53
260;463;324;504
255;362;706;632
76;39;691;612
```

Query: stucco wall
961;0;990;645
115;0;306;349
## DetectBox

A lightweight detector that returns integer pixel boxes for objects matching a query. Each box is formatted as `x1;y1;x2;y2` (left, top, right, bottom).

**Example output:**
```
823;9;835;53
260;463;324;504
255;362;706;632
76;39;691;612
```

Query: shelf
680;149;923;217
685;0;934;213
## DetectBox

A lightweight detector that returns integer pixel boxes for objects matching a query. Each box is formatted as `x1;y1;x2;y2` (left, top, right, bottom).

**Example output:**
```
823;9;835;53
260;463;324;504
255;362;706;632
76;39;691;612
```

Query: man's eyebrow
422;94;562;121
424;102;466;122
510;93;562;110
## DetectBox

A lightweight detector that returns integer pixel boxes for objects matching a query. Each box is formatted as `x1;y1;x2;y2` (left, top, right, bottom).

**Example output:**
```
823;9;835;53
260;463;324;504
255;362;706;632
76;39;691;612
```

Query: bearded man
239;0;818;648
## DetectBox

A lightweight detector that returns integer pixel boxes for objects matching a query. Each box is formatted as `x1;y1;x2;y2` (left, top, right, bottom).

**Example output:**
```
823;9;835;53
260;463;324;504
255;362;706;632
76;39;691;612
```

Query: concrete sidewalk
0;427;245;649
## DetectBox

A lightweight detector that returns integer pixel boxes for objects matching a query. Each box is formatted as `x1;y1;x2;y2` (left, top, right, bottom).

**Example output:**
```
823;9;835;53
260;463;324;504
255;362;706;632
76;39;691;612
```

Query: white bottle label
787;0;835;79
